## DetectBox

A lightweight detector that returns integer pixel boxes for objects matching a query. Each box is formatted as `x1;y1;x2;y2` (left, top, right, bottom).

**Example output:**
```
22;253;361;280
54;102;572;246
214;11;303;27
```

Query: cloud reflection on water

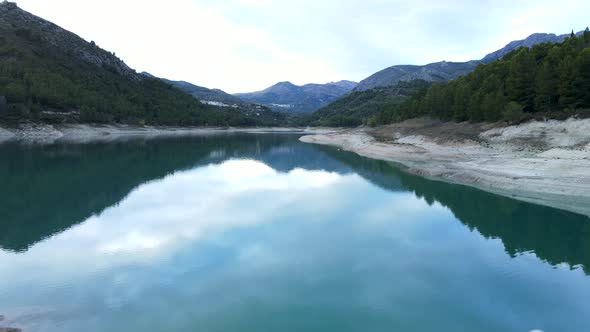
0;159;444;275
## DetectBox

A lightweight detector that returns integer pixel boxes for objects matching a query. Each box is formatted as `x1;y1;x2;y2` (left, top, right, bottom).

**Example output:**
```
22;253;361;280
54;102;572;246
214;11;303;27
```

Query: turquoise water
1;134;589;332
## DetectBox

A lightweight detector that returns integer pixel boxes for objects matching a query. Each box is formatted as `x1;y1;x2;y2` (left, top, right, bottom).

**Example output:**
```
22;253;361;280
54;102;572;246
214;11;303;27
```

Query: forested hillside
0;2;284;127
304;80;431;127
373;30;590;125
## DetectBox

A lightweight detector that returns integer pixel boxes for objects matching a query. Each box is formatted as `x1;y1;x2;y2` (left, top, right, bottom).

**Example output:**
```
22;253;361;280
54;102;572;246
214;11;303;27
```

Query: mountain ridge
235;80;358;113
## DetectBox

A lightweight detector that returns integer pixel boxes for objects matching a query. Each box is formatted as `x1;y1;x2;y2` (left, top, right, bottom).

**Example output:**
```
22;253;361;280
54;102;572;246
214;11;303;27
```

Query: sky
14;0;590;93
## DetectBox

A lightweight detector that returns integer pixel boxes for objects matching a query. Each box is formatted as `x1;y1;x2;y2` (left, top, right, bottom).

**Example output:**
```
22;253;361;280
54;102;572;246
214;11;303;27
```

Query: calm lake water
1;134;589;332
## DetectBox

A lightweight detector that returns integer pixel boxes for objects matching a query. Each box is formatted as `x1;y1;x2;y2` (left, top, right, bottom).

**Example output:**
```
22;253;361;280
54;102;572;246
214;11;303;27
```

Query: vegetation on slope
0;2;284;127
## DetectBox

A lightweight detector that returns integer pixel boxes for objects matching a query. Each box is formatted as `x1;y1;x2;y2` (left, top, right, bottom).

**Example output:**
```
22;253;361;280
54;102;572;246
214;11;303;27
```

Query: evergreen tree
506;48;536;111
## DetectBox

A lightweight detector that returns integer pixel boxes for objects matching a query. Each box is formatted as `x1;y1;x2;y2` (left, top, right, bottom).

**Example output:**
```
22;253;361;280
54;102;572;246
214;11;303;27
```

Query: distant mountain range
235;80;358;113
231;31;581;113
141;72;283;119
354;31;584;92
142;73;244;105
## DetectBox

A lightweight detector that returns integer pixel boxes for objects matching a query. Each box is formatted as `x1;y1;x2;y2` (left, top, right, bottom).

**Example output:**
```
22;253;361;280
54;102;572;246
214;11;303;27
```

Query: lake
1;133;589;332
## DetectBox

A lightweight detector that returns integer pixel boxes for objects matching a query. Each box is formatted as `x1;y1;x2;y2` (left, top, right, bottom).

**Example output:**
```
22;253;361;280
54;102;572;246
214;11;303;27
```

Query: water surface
1;134;589;332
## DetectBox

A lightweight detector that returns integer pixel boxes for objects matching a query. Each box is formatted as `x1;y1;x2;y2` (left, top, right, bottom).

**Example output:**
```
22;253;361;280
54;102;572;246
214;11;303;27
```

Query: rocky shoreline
300;117;590;217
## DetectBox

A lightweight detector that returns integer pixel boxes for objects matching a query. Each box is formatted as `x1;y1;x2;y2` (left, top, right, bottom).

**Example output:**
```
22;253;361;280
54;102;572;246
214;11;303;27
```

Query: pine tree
573;48;590;108
452;82;470;121
534;48;560;112
558;56;577;108
506;48;536;111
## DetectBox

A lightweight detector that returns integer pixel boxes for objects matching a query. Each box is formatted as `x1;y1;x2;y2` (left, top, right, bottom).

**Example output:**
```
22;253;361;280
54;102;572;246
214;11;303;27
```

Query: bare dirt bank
300;118;590;217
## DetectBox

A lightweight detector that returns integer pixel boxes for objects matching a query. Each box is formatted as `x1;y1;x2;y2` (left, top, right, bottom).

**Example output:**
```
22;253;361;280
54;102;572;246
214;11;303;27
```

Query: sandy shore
301;118;590;217
0;123;335;144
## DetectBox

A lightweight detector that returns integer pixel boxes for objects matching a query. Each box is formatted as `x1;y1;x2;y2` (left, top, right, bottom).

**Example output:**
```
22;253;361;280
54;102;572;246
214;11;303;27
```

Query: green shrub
503;102;525;124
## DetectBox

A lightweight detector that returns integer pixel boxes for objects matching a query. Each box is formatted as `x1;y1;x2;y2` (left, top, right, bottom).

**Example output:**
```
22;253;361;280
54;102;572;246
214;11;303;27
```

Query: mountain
235;80;358;113
0;1;282;126
355;31;585;92
354;61;480;92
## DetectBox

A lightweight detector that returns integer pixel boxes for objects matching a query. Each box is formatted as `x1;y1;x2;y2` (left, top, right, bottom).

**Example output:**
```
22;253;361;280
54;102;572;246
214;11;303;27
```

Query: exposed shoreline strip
0;123;336;144
300;118;590;217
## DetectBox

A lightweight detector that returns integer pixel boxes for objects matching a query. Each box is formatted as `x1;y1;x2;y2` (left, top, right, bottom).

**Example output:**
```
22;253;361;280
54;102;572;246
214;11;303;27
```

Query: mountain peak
274;81;296;87
1;1;17;8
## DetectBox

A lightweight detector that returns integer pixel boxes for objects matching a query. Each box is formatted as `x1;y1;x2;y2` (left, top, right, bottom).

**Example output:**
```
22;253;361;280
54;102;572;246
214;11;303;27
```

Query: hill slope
355;31;584;92
235;80;358;113
0;2;281;126
305;80;431;127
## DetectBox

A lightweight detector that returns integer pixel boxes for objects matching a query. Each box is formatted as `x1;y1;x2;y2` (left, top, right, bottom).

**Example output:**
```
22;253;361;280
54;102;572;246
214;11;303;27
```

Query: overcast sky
15;0;590;93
